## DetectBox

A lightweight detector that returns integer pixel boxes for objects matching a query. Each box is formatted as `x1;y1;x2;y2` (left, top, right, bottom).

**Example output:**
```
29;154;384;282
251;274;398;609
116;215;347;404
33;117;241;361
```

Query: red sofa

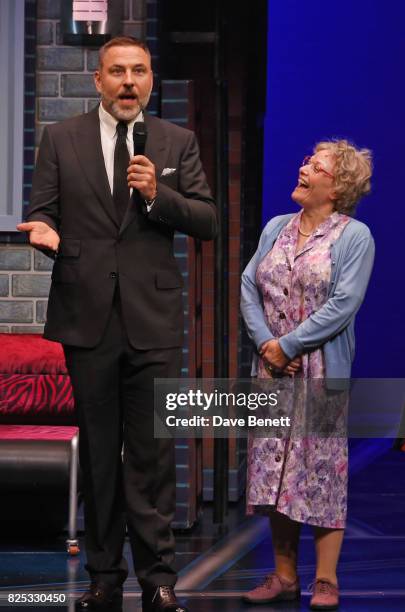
0;334;79;554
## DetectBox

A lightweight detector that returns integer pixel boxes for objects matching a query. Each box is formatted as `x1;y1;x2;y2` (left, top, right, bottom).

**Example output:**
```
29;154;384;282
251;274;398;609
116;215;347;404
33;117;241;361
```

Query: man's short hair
98;36;151;68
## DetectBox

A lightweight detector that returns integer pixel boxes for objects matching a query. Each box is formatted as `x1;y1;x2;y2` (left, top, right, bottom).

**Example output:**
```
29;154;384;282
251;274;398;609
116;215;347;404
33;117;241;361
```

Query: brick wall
0;0;146;331
0;247;51;332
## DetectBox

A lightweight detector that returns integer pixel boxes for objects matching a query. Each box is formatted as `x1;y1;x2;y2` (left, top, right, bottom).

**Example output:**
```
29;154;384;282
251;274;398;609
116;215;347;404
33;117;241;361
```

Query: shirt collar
98;102;144;139
289;209;341;238
312;211;341;237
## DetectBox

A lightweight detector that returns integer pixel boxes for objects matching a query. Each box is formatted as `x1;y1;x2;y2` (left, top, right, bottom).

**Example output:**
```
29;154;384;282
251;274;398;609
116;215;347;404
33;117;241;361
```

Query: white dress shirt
98;102;143;196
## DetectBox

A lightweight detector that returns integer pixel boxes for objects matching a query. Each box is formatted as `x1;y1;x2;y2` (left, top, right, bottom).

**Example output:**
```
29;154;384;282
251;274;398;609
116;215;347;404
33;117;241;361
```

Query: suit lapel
143;112;170;174
119;113;170;236
69;107;120;228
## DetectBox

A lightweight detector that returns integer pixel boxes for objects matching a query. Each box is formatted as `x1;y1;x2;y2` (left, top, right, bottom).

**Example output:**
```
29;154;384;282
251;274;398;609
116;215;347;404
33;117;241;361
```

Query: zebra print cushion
0;374;75;424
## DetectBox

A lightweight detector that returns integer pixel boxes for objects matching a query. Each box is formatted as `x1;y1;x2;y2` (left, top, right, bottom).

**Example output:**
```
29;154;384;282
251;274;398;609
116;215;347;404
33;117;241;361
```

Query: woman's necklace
298;223;312;237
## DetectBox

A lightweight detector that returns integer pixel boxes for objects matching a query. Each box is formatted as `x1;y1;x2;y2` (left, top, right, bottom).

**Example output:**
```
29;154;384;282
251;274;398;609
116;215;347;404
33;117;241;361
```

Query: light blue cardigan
241;214;375;379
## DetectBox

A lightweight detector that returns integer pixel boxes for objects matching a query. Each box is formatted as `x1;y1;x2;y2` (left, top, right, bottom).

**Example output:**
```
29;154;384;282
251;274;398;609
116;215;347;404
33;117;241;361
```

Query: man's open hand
16;221;60;252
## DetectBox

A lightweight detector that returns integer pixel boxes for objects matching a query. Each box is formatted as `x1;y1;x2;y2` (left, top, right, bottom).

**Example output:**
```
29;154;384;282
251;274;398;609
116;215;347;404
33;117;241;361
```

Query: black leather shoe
75;581;123;610
142;586;188;612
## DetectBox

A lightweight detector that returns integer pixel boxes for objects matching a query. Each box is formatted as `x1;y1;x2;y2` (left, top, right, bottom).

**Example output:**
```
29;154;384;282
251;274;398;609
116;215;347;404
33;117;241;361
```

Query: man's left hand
127;155;157;201
260;339;289;371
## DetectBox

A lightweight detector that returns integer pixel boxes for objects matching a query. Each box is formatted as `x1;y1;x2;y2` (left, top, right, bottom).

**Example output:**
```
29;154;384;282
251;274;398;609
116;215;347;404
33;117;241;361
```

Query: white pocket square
161;168;176;176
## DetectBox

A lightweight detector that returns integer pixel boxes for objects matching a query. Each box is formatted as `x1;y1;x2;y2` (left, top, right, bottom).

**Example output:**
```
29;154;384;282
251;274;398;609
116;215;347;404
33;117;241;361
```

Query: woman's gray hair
315;140;372;215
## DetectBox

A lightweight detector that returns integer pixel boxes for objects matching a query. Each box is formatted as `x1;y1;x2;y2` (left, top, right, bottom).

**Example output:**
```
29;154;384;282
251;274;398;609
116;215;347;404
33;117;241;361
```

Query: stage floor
0;443;404;611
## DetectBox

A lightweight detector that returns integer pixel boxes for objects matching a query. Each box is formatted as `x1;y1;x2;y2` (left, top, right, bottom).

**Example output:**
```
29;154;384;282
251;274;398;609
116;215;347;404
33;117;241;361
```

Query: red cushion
0;424;78;441
0;374;75;423
0;334;68;374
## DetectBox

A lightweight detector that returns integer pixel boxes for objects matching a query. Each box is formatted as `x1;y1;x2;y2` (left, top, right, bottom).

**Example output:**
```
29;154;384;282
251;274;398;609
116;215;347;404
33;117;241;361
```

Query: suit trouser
64;296;182;590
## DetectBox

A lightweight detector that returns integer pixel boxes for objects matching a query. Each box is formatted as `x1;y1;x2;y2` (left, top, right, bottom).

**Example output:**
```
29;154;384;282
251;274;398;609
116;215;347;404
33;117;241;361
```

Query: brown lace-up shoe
309;578;339;610
142;586;188;612
242;572;300;604
75;581;123;610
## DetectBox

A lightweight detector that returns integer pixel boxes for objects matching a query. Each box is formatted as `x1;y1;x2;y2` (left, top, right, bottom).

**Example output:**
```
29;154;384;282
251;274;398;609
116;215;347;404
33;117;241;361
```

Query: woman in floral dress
241;140;374;610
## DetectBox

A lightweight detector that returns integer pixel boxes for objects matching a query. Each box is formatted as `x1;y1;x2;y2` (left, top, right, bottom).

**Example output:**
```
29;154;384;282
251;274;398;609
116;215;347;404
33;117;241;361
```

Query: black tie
113;121;130;225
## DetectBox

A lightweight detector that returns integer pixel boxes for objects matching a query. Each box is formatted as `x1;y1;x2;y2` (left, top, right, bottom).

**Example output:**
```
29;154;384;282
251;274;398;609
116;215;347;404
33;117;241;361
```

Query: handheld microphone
133;122;147;156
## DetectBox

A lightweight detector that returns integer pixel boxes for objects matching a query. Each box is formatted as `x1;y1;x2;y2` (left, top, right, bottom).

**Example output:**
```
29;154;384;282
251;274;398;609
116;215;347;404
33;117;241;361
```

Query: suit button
279;312;286;319
283;288;288;296
109;272;117;279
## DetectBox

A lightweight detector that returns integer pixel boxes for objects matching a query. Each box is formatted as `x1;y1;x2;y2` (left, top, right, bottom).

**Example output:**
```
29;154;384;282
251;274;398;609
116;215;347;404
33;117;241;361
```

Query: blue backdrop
262;0;405;377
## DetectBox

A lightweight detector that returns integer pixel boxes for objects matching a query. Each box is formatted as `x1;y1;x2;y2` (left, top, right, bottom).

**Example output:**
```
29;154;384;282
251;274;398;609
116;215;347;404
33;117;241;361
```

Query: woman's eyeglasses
302;156;334;179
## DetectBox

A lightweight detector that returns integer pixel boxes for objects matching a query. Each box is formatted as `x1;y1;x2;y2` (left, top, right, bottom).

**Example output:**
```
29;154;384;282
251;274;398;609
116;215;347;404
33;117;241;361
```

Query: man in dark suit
18;37;216;611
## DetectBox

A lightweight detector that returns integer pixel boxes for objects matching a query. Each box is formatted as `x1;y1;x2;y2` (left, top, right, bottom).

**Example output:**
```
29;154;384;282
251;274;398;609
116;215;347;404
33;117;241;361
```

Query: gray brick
34;250;55;272
132;0;146;20
38;98;85;122
37;0;61;20
86;49;99;71
122;22;144;39
55;22;62;45
37;21;54;45
61;74;97;97
87;99;100;112
0;276;9;297
0;326;9;333
162;100;189;121
146;1;157;19
11;326;44;334
124;0;131;20
36;300;48;324
147;19;158;38
56;21;88;46
37;47;84;71
12;275;51;298
0;249;31;271
0;302;33;323
37;73;59;97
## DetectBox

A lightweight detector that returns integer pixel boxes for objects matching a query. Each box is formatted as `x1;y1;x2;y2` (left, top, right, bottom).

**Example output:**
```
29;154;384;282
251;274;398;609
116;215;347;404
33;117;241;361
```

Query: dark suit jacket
28;107;217;348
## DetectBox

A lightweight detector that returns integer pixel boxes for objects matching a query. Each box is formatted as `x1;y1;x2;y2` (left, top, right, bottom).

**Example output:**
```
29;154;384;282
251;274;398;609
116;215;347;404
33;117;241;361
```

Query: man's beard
102;94;150;122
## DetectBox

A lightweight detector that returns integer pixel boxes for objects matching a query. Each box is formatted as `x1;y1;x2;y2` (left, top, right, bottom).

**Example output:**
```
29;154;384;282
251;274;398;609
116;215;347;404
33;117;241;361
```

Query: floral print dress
246;211;350;528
